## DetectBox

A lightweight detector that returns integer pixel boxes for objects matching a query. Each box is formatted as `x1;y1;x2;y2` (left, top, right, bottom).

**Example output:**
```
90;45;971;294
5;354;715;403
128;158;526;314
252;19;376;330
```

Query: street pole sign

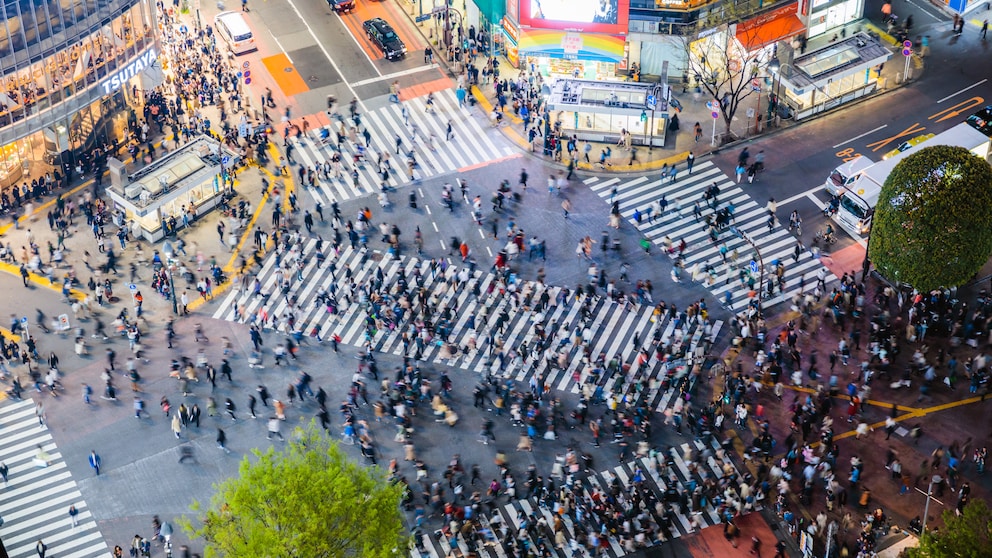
903;40;913;81
706;100;719;144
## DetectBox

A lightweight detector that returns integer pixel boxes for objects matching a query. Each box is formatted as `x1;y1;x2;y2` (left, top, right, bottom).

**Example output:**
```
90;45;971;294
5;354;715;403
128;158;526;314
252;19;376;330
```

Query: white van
836;182;881;238
214;11;256;55
824;156;873;197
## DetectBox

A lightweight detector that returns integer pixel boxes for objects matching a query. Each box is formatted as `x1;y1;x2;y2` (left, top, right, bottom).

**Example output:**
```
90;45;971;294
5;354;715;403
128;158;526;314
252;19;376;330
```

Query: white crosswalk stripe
586;161;837;311
409;438;742;558
290;89;515;204
213;241;720;413
0;399;110;558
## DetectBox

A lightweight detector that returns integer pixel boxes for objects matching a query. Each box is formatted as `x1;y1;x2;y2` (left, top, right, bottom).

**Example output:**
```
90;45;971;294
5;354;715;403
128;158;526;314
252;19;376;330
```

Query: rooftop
110;135;233;205
786;32;891;89
547;78;670;112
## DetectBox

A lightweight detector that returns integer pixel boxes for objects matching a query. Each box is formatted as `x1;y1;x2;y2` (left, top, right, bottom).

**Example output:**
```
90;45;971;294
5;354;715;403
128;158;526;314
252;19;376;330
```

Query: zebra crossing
291;88;516;205
585;161;837;311
410;438;740;558
0;399;109;558
212;241;721;413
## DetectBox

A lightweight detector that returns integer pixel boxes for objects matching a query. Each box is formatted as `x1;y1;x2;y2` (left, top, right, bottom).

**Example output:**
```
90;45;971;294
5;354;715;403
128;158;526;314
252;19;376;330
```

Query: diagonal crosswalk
585;161;836;311
410;438;742;558
213;242;722;413
291;89;516;204
0;399;109;558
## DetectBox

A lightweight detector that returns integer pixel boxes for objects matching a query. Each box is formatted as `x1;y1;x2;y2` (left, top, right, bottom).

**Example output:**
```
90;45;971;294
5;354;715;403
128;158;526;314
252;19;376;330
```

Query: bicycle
815;228;837;245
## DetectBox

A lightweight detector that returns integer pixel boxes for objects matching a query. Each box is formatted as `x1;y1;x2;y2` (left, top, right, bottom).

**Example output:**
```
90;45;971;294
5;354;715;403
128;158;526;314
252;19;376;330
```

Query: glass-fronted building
0;0;160;190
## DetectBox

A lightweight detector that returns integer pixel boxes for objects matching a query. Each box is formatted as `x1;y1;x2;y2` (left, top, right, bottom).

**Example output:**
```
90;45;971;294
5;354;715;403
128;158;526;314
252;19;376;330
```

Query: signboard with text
99;47;158;95
517;0;629;34
561;32;583;54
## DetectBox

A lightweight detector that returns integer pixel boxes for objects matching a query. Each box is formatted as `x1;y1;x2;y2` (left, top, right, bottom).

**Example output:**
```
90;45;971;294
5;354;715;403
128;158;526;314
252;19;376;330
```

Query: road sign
903;40;912;48
243;61;250;69
244;70;250;78
751;78;761;92
746;108;755;119
903;47;912;56
244;77;252;85
236;71;242;78
705;100;717;111
415;13;432;22
646;94;656;109
221;155;231;165
749;260;759;274
711;111;720;119
20;316;27;324
128;284;138;292
57;314;70;331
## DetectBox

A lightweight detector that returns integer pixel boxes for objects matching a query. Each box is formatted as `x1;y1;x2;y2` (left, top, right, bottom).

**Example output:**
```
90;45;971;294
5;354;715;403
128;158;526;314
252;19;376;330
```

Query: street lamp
921;474;944;533
767;57;781;125
162;241;179;315
732;226;764;311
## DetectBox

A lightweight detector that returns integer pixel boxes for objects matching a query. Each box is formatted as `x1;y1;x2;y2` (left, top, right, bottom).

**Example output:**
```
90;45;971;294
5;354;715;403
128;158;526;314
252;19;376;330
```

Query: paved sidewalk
719;273;991;555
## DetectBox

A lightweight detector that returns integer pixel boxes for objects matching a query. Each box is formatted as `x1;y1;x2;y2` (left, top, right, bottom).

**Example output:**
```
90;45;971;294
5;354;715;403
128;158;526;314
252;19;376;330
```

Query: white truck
827;122;992;239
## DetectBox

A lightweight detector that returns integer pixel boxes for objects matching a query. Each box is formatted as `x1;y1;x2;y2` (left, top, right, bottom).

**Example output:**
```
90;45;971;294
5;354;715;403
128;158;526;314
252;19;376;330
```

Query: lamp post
767;57;781;125
162;241;179;315
641;109;648;149
921;474;944;533
732;226;764;311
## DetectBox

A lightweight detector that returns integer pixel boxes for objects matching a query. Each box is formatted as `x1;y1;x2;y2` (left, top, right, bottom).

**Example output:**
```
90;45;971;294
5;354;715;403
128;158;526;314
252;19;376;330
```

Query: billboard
518;0;629;34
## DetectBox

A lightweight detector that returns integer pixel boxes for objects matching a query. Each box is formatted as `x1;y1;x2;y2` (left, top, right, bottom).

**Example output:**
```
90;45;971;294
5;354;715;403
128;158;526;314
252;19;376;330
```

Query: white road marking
937;79;988;103
832;125;888;148
351;64;440;87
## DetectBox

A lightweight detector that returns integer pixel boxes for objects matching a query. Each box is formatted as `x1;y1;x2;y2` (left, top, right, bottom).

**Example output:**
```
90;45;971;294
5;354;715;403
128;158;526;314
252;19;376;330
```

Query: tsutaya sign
99;47;158;95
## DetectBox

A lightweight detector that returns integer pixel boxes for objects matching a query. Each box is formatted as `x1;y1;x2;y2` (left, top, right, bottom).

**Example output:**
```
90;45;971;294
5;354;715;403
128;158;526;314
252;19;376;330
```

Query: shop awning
517;29;625;63
735;10;805;51
473;0;505;22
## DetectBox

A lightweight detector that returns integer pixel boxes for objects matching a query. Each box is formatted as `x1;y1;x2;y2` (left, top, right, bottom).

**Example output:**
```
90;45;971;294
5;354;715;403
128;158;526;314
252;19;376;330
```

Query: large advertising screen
518;0;629;34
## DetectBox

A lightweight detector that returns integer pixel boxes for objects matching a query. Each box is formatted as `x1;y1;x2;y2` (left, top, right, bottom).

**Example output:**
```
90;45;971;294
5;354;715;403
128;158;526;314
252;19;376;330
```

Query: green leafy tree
869;145;992;290
907;498;992;558
181;424;408;558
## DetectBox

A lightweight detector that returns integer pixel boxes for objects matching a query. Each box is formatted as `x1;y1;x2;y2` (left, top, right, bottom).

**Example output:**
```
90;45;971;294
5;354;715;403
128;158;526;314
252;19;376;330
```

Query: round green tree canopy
181;424;408;558
869;145;992;290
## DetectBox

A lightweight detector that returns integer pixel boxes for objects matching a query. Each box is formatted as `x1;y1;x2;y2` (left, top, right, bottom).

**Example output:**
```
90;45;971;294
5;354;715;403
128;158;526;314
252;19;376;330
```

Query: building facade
498;0;631;79
0;0;161;190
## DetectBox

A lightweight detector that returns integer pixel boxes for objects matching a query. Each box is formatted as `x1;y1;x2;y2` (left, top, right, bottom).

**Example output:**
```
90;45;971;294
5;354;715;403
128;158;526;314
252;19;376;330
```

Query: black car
327;0;354;13
362;18;406;60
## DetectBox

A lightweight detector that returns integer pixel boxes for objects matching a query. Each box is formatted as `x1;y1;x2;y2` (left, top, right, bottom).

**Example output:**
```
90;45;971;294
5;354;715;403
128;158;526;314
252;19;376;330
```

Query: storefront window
808;0;862;37
1;0;155;131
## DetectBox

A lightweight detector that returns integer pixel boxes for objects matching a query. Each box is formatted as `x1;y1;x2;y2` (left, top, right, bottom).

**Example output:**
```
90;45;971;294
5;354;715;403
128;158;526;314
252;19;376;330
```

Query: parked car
327;0;354;13
363;17;406;60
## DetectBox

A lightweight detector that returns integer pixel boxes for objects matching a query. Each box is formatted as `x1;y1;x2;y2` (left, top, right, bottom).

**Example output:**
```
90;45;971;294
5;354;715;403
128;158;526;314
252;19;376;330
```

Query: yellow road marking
186;142;291;314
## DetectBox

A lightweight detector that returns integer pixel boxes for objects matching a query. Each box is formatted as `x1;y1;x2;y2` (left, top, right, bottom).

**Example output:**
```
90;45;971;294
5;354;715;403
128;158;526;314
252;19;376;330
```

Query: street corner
680;510;781;557
261;53;311;98
864;21;899;47
576;149;693;175
820;242;866;281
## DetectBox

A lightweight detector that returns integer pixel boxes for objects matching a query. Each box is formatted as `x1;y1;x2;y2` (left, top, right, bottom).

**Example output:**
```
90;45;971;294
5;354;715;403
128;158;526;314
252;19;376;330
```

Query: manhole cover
309;75;319;82
284;67;293;73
